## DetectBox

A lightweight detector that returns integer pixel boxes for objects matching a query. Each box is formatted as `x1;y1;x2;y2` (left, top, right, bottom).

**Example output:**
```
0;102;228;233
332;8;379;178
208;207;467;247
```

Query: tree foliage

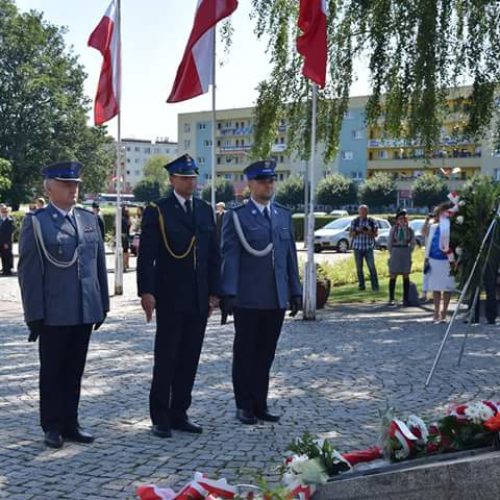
250;0;500;160
133;178;161;203
143;155;171;187
359;172;397;208
0;0;114;207
0;158;12;199
412;172;449;209
274;175;304;207
201;178;235;203
316;174;357;208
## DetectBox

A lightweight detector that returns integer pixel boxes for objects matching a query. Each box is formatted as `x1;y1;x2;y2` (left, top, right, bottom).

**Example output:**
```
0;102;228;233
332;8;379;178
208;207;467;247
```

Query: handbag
424;258;431;275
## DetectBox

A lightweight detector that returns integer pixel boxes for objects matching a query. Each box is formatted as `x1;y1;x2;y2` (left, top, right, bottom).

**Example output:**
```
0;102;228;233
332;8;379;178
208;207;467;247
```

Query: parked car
329;209;349;218
314;216;391;253
409;219;426;246
375;226;391;250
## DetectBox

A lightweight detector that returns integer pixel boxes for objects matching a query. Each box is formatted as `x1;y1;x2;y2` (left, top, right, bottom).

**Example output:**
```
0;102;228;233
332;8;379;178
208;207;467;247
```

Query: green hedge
291;215;337;241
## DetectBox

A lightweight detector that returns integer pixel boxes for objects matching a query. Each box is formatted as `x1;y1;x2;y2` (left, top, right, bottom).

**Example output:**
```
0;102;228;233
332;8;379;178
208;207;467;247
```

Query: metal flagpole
114;0;123;295
303;83;318;319
210;28;216;210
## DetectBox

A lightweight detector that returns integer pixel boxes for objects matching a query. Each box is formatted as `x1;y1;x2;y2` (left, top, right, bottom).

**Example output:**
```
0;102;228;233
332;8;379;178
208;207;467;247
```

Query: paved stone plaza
1;270;499;499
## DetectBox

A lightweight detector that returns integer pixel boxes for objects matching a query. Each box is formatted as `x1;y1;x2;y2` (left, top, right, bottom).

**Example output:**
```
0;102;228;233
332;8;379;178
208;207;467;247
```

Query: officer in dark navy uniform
220;160;302;425
137;154;220;438
17;161;109;449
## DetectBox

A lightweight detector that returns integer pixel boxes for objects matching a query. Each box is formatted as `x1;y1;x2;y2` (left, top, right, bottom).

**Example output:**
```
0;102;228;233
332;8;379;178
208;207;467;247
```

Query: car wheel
337;239;349;253
314;244;323;253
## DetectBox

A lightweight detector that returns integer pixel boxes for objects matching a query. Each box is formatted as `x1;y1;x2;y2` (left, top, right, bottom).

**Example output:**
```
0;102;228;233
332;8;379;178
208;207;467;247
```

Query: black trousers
233;308;285;412
0;244;13;273
149;308;207;425
473;262;499;323
38;324;92;433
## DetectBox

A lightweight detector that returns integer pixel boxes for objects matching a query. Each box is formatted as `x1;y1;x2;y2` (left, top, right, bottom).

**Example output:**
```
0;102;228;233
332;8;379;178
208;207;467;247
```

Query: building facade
109;138;178;193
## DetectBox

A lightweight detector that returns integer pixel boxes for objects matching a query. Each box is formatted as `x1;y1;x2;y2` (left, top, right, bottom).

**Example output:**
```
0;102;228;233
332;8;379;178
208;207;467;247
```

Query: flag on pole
88;0;121;125
297;0;328;88
167;0;238;103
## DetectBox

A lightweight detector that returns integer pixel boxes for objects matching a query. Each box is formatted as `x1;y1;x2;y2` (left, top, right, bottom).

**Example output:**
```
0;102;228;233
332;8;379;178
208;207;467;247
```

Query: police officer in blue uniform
137;154;220;438
220;160;302;425
17;161;109;449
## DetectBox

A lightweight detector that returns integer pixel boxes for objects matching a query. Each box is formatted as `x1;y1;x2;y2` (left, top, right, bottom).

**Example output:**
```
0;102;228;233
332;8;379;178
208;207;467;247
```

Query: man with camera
349;205;379;291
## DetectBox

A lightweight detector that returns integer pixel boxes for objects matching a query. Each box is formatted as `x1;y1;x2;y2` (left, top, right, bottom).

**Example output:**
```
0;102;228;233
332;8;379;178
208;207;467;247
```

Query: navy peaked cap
42;161;82;182
243;160;277;180
164;154;199;177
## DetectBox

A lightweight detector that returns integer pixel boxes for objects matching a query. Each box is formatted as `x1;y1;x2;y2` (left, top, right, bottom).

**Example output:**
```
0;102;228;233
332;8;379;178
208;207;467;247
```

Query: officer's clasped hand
289;296;302;317
27;320;44;342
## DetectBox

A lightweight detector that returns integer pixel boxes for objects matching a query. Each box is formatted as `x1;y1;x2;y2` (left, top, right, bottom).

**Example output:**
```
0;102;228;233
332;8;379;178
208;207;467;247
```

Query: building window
217;157;221;165
144;147;151;154
204;139;212;147
127;158;131;163
217;122;222;129
217;140;221;147
236;139;240;147
226;156;231;163
134;147;140;152
280;137;285;144
184;140;191;149
352;129;364;140
279;173;284;181
280;156;284;163
495;169;500;181
241;139;245;146
153;148;160;154
345;110;354;119
134;159;139;163
341;151;354;160
126;146;131;151
198;123;207;130
377;150;388;159
225;174;232;180
184;123;191;133
126;170;130;175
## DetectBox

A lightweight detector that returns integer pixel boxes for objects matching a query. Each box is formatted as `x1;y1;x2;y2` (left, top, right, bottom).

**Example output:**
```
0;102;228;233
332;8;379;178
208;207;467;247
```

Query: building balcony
217;145;252;154
217;126;254;137
368;137;478;148
271;143;287;153
367;156;481;170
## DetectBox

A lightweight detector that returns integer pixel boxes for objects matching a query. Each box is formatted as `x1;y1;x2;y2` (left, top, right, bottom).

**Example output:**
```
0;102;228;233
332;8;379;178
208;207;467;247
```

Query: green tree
0;158;12;199
359;173;397;209
143;155;171;187
316;174;357;208
0;0;114;207
133;178;161;203
201;178;235;203
274;175;304;208
412;173;448;209
250;1;500;160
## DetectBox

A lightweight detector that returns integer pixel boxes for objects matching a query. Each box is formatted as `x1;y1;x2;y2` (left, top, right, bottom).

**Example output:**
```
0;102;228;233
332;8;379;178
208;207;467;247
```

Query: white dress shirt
173;190;193;213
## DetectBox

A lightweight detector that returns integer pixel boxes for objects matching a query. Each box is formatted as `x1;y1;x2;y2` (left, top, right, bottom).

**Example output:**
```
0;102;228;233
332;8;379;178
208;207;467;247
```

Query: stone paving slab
0;272;499;498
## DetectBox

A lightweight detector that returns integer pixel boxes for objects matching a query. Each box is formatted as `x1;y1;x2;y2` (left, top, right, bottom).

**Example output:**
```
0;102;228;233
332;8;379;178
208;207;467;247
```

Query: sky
16;0;372;142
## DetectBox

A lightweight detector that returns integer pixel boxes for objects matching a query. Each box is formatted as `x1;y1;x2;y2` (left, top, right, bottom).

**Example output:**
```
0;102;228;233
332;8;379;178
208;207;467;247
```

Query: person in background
387;209;415;306
92;201;105;240
349;205;379;291
425;202;456;323
215;202;226;242
0;204;14;276
122;206;131;271
420;209;436;302
36;197;46;210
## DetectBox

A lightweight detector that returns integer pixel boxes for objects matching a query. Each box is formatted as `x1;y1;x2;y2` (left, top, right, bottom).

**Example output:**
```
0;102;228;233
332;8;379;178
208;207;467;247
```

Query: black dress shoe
236;409;257;425
171;419;203;434
255;411;280;423
44;431;63;449
62;427;95;444
152;424;172;438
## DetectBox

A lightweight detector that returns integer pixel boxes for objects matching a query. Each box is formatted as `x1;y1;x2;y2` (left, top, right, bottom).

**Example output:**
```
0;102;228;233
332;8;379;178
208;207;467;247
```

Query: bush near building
412;173;449;209
133;178;162;203
274;175;305;208
359;172;397;210
316;174;358;208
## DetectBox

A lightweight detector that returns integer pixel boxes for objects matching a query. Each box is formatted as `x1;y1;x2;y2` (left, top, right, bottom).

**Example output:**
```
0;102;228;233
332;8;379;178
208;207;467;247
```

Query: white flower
456;215;464;225
464;402;495;423
459;200;466;206
284;457;329;487
456;247;463;256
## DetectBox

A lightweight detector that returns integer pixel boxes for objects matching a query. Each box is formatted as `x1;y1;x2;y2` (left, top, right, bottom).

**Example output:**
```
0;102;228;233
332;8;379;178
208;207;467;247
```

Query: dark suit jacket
137;194;220;315
0;217;14;246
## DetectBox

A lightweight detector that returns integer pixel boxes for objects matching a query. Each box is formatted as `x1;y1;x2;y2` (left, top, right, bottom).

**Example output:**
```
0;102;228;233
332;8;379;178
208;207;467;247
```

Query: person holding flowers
425;202;456;323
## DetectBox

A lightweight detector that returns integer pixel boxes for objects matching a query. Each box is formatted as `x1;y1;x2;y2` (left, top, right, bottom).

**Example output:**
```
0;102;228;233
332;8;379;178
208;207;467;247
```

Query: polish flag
297;0;328;88
167;0;238;103
88;0;121;125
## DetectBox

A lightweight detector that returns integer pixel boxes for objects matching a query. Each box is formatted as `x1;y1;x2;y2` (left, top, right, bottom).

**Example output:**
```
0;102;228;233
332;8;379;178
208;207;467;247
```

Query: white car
314;216;391;253
329;209;349;218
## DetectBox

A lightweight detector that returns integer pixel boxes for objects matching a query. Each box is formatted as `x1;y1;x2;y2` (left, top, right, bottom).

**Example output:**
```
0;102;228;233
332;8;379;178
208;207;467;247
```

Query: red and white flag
88;0;121;125
167;0;238;103
297;0;328;88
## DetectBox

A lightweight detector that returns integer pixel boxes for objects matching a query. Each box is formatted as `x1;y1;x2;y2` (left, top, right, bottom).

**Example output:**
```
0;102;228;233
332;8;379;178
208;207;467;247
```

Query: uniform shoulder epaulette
273;202;291;212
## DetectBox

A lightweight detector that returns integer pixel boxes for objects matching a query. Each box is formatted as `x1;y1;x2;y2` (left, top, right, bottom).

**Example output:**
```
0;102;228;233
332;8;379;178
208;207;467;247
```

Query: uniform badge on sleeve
83;225;95;233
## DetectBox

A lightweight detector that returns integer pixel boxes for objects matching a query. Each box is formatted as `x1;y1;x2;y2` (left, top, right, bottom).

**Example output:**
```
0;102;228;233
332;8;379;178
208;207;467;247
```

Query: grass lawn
330;272;424;303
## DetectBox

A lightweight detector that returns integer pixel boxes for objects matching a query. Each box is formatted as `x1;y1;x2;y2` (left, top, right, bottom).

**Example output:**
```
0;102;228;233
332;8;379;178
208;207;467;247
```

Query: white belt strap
232;211;273;257
31;215;78;269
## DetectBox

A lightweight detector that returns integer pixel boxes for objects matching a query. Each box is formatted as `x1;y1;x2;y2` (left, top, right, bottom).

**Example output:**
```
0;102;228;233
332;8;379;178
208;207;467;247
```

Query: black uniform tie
263;206;271;221
185;199;192;215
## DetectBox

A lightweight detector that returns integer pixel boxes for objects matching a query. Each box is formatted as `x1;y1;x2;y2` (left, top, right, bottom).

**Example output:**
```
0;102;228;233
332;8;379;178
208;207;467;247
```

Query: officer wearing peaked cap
220;160;302;425
137;154;220;438
17;161;109;449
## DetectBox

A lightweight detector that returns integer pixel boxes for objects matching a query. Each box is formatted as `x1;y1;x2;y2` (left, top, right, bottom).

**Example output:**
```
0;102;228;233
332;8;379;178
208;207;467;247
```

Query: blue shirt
429;227;448;260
